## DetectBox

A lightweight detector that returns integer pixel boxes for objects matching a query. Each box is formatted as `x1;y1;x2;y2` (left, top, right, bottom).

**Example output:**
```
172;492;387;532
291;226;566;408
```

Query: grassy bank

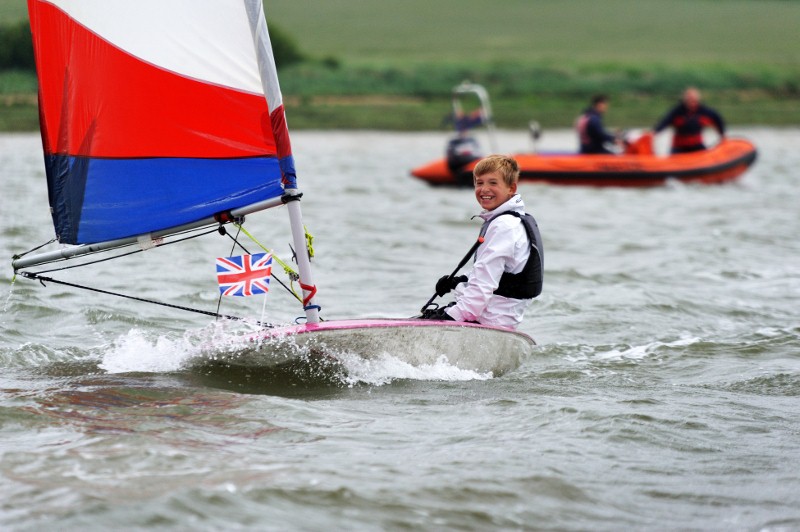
2;62;799;132
274;59;800;129
279;92;800;131
2;84;798;133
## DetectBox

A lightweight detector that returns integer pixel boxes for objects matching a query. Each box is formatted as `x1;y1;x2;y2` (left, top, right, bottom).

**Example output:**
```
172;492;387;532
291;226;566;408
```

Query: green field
0;0;26;25
266;0;800;67
2;0;799;130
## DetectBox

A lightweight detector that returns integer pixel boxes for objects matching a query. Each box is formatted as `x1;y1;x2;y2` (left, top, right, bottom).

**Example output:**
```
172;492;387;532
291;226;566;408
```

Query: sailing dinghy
12;0;535;377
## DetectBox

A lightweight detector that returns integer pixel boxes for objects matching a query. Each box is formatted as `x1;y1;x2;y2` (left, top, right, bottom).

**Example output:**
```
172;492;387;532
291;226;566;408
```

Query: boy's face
474;170;517;211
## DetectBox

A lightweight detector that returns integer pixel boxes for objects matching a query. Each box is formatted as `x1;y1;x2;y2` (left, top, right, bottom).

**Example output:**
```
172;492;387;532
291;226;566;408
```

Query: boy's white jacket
446;194;533;329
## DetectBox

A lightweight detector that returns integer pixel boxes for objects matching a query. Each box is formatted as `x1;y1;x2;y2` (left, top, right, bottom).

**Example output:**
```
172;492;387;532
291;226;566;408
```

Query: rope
231;222;321;310
12;238;56;261
304;225;315;259
220;226;303;305
19;271;274;327
19;228;219;274
13;222;320;323
298;281;317;306
233;222;299;280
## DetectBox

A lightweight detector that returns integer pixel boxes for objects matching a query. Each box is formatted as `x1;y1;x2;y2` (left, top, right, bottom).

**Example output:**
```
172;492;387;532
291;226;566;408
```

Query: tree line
0;20;305;71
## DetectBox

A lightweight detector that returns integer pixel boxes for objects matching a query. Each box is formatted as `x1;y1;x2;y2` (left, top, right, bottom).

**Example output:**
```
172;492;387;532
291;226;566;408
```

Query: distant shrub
0;21;34;71
321;56;341;70
269;23;306;69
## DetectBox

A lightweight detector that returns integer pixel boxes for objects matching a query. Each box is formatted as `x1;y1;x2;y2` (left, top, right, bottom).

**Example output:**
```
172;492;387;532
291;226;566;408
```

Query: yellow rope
304;225;315;259
232;222;317;308
233;222;298;280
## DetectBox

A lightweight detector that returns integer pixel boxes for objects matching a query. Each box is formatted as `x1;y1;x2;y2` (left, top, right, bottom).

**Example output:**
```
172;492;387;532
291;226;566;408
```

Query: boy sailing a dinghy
422;155;543;329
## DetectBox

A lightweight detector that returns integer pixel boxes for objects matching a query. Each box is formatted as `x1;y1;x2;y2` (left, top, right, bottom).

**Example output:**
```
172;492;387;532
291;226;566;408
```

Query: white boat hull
210;319;536;377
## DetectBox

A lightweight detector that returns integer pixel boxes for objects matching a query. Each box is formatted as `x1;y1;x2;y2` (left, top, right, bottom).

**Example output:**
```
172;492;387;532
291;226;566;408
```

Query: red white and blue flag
216;253;273;297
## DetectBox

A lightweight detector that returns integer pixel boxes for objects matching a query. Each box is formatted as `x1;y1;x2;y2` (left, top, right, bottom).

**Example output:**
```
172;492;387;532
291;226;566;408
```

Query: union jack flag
216;253;273;297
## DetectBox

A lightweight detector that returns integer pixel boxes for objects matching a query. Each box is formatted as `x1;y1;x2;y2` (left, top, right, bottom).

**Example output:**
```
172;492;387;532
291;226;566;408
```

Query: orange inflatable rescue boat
411;83;757;187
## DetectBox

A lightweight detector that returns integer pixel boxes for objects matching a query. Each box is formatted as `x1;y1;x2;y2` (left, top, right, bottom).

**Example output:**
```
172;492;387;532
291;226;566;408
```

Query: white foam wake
98;321;257;374
337;352;493;386
566;335;702;363
98;323;494;385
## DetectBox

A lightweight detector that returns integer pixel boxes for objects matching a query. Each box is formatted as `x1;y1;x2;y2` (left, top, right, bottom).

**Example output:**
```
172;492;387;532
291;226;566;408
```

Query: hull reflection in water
208;319;536;377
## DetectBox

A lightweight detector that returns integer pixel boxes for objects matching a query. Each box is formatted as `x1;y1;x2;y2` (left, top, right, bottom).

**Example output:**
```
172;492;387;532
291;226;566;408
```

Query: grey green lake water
1;128;799;530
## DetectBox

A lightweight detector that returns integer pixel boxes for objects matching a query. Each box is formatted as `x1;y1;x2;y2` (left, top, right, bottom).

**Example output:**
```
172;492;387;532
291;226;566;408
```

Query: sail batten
28;0;286;246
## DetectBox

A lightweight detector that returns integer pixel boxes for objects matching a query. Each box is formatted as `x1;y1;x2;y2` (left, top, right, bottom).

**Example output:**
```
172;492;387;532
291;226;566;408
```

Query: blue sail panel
45;156;283;244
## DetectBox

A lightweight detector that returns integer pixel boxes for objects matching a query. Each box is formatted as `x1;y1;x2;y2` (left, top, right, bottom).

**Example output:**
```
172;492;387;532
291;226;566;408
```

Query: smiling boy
427;154;543;329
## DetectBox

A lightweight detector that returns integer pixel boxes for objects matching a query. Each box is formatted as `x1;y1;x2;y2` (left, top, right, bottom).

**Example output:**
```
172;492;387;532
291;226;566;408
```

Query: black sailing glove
420;306;455;321
420;302;456;321
435;274;468;297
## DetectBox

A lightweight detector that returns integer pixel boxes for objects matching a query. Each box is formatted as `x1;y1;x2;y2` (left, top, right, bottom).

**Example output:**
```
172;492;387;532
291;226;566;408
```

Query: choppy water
1;128;799;531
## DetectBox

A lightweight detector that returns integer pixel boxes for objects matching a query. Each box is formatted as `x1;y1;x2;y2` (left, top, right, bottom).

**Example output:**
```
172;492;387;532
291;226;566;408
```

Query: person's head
591;94;609;113
473;155;519;211
682;87;701;110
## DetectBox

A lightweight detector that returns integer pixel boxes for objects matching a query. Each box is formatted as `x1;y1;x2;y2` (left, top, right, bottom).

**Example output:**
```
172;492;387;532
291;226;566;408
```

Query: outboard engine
446;135;481;174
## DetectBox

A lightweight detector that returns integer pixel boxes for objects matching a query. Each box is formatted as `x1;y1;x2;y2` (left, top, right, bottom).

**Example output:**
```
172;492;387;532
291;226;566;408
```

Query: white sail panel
244;0;284;113
42;0;263;94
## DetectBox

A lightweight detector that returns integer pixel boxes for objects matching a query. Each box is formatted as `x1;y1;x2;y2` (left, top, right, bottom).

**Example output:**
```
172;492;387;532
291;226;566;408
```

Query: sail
27;0;292;245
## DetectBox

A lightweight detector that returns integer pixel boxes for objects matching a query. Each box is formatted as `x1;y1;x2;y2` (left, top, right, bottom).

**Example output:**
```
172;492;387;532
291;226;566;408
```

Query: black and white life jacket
478;211;544;299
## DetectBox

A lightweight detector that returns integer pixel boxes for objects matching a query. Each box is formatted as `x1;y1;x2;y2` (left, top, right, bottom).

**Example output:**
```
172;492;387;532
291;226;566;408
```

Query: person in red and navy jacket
653;87;725;153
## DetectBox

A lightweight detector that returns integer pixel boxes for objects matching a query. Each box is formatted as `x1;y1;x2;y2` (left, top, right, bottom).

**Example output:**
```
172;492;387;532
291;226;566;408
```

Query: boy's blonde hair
473;155;520;187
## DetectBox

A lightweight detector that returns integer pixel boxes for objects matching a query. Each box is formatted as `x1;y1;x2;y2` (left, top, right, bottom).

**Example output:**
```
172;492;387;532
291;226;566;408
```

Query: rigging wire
16;227;220;274
228;221;322;314
233;222;300;280
11;238;58;282
13;221;313;322
219;226;302;304
12;237;57;261
18;271;274;328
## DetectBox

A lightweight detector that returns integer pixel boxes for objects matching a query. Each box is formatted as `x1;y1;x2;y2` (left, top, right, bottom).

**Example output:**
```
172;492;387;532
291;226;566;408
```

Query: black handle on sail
420;236;484;313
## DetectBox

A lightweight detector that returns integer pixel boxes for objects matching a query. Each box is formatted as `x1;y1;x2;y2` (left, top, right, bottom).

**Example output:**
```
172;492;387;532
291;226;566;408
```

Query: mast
244;0;319;324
